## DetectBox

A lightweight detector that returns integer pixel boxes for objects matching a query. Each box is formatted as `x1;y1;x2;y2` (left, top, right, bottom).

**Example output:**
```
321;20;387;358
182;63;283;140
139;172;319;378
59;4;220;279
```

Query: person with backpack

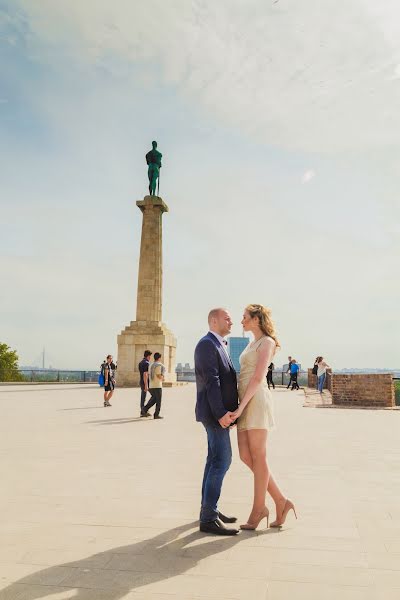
287;359;300;390
102;355;116;407
141;353;165;419
267;362;275;389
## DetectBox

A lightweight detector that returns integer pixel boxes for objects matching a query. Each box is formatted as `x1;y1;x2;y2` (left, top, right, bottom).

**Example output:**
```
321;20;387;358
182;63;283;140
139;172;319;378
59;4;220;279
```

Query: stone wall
331;373;395;408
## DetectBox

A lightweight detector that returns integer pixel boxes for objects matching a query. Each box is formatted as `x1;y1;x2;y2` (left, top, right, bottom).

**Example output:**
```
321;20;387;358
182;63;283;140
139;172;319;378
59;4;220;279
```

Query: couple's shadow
0;521;274;599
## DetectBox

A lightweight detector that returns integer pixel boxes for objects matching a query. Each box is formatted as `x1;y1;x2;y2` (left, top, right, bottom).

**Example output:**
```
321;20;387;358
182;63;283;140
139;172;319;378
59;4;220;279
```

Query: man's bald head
208;308;233;337
208;308;225;325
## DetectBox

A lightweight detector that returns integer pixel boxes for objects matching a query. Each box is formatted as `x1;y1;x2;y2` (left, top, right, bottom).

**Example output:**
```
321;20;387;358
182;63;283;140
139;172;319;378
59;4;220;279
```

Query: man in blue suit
194;308;239;535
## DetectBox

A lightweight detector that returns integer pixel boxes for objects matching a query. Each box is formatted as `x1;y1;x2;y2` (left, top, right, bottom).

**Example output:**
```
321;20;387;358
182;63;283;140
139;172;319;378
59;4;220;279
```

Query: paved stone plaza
1;383;400;600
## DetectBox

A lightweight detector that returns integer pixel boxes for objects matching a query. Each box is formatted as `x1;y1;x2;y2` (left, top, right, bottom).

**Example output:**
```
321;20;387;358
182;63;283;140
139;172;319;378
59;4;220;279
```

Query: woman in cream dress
231;304;296;530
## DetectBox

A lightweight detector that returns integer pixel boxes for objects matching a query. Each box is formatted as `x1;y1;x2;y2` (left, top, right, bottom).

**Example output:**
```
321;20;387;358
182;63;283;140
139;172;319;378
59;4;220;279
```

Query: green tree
0;343;24;382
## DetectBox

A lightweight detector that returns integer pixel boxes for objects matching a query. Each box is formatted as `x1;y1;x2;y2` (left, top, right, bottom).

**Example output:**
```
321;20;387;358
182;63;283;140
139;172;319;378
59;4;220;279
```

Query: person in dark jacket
267;362;275;389
194;308;239;536
138;350;152;416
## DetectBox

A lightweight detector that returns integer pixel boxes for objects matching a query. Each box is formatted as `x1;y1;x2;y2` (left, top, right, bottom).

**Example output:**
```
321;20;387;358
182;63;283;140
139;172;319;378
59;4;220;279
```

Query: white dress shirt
209;331;230;359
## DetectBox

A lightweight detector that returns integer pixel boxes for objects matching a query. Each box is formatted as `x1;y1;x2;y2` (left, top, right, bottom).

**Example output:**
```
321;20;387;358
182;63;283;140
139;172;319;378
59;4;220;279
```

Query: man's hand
218;412;235;428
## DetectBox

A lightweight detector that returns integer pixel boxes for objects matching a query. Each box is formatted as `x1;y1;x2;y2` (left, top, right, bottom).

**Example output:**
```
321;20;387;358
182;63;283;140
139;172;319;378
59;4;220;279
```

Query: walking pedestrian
138;350;152;416
267;362;275;389
312;357;320;390
286;356;294;374
103;355;116;407
287;359;300;390
316;356;330;393
141;352;165;419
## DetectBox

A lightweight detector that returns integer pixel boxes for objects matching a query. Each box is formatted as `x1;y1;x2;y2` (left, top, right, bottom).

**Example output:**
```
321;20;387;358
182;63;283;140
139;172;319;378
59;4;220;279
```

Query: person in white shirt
141;352;165;419
316;356;330;393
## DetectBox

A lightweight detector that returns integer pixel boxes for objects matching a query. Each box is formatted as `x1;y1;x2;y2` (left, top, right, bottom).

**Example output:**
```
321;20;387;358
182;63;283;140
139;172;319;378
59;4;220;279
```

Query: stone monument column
116;195;177;387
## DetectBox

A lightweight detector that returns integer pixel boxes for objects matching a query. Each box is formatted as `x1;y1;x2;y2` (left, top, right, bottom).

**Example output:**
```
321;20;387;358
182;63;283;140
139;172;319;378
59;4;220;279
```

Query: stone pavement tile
57;567;126;590
229;545;368;568
269;563;373;587
361;540;388;553
2;384;400;599
135;574;269;599
357;521;400;542
366;552;400;570
374;589;400;600
284;524;361;539
54;569;269;599
1;564;76;585
266;581;374;600
0;562;74;586
120;594;237;600
126;593;242;600
186;557;271;580
20;548;113;569
163;537;239;561
0;584;73;600
243;531;369;553
104;551;194;574
371;568;400;588
0;548;29;564
384;540;400;553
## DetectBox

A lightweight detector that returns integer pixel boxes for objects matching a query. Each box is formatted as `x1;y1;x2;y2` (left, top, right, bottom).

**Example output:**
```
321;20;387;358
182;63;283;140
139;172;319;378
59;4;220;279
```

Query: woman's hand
231;406;243;421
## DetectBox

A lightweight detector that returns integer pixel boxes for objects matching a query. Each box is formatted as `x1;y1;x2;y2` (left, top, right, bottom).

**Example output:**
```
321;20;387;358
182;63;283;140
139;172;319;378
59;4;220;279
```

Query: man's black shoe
140;411;149;417
200;518;239;536
218;511;237;524
154;415;163;419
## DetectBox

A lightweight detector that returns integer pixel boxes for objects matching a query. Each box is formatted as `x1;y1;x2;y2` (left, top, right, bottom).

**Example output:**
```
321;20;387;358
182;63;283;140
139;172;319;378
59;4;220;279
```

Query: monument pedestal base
117;320;177;387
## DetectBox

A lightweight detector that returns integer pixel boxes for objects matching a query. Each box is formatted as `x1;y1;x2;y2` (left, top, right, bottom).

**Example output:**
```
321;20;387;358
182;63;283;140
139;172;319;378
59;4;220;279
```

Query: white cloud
2;1;400;369
13;0;400;153
302;169;315;184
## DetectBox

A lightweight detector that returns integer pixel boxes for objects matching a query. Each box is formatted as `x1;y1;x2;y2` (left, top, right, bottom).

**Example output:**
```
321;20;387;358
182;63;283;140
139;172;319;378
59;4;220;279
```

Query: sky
1;0;399;370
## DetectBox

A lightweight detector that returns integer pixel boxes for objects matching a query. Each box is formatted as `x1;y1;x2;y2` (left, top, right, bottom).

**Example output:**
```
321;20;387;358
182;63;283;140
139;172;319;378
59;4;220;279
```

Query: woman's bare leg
247;429;269;520
238;430;253;469
238;430;285;517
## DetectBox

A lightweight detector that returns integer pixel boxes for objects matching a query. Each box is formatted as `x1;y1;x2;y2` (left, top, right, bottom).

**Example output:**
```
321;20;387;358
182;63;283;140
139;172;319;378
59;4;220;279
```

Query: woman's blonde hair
245;304;280;349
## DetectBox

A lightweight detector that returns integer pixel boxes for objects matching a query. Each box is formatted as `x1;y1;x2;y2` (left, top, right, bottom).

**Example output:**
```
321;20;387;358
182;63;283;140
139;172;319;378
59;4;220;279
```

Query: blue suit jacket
194;332;239;425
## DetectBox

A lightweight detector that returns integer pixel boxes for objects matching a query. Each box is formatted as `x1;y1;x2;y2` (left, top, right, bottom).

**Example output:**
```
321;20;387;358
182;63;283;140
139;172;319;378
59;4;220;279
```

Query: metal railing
18;370;99;383
16;368;309;386
177;370;308;386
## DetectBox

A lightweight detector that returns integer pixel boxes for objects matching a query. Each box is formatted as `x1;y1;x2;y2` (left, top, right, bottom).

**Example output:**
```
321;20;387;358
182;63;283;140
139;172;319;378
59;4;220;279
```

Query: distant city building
176;363;195;382
228;336;250;372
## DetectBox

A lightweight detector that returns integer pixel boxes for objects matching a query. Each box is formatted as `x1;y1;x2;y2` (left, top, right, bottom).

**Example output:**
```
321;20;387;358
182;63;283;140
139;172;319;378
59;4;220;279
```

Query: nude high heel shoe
269;499;297;528
240;506;269;530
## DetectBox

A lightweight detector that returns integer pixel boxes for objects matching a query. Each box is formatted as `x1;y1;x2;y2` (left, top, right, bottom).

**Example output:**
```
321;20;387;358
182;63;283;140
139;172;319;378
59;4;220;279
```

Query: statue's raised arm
146;141;162;196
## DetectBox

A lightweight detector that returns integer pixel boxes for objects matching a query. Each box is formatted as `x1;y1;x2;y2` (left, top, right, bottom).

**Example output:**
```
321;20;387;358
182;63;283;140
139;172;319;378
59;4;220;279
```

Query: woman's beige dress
237;337;275;432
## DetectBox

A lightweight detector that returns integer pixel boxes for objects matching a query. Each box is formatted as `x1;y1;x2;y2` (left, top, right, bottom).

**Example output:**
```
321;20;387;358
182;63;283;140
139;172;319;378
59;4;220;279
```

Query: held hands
218;411;238;429
230;406;243;421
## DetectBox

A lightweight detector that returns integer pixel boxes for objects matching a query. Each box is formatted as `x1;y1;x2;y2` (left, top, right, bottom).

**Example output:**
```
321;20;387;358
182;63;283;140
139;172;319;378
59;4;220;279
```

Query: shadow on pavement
59;407;104;411
85;417;154;425
0;521;272;599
